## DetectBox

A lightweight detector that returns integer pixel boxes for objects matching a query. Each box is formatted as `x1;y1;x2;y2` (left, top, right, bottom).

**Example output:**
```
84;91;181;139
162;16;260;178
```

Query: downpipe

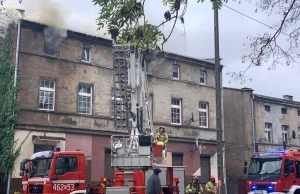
251;93;256;152
6;20;21;194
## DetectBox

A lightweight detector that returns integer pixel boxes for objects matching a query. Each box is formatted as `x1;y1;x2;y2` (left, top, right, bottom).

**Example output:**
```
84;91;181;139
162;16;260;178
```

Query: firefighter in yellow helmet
185;176;203;194
205;175;218;194
154;126;168;150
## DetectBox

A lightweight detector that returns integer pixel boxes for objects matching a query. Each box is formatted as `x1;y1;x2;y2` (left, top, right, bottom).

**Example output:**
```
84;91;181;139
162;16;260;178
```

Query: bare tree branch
228;0;300;84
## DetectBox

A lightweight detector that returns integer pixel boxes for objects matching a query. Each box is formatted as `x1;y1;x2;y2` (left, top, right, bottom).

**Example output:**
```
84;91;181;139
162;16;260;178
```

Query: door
283;158;295;191
105;149;114;182
199;156;210;182
52;155;81;193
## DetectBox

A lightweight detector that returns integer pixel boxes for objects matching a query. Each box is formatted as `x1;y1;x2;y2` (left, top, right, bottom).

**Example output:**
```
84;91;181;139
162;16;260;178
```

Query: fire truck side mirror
20;160;25;171
19;171;24;176
244;161;248;166
243;166;247;174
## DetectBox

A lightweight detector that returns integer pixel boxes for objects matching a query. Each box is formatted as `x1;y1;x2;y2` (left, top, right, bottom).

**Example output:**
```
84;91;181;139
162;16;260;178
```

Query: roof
20;19;219;70
254;94;300;108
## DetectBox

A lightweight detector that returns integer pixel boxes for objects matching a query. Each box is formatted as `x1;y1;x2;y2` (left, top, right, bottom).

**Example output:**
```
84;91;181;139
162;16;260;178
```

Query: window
78;84;92;114
172;152;183;166
265;105;271;112
282;125;289;144
171;99;181;125
199;103;208;128
200;71;206;85
173;65;180;80
296;161;300;178
39;79;55;111
56;156;78;175
44;41;55;56
33;144;54;153
82;47;91;62
298;110;300;116
110;88;124;119
281;108;287;114
265;123;272;143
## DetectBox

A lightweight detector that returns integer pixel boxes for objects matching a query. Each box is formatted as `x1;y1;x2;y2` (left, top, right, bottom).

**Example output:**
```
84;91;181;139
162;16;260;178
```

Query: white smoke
0;1;22;37
43;26;67;55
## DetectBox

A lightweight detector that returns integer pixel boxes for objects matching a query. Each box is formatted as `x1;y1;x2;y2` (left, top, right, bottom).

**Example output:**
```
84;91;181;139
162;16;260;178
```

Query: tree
0;24;20;192
92;0;227;51
228;0;300;83
93;0;300;82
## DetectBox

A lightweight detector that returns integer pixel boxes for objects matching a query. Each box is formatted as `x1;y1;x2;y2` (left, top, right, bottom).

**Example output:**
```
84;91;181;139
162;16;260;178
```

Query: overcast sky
6;0;300;101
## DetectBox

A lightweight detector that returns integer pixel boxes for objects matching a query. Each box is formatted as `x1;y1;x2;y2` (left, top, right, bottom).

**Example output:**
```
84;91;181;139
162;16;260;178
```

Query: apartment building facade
9;19;222;191
223;87;300;194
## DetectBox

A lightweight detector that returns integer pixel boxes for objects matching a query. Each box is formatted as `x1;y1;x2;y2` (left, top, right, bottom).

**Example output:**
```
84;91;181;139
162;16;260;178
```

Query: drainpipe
6;19;21;194
251;93;256;153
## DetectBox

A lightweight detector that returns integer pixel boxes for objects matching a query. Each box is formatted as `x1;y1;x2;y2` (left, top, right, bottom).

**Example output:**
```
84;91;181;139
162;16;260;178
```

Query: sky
5;0;300;101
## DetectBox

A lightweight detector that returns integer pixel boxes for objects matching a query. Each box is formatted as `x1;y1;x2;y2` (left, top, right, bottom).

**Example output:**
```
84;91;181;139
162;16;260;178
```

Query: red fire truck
244;149;300;194
19;43;184;194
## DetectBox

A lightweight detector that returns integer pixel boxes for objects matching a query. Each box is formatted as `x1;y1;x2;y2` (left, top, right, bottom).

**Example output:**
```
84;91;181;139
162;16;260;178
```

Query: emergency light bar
266;149;285;153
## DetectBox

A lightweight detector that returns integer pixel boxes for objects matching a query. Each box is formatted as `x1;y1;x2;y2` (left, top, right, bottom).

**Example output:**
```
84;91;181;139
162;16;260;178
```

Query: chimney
283;95;293;101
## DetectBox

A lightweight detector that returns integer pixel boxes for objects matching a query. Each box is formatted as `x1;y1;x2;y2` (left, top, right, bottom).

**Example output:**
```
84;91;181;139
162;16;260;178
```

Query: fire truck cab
245;149;300;194
20;148;86;194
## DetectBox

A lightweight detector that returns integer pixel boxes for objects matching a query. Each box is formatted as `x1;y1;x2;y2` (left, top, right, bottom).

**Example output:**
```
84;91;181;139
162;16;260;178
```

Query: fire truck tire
294;189;300;194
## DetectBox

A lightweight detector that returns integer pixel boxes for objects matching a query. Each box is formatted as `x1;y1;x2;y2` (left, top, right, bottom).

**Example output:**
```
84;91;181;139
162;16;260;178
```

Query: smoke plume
0;2;22;37
43;26;67;55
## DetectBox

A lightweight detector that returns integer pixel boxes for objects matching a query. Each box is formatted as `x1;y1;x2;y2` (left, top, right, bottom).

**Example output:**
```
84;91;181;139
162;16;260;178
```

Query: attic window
82;47;91;62
281;108;287;114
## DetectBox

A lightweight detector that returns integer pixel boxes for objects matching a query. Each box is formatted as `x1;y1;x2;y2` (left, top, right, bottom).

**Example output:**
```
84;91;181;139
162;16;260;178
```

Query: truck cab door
283;159;295;191
53;155;81;193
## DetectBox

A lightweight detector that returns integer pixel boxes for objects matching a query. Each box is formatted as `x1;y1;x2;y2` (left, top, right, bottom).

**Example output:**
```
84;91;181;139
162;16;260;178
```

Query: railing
111;135;152;169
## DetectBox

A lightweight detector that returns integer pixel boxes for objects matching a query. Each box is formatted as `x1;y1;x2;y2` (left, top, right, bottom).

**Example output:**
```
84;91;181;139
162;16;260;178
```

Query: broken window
281;108;287;114
265;123;272;143
173;65;180;80
200;71;207;85
82;47;91;62
38;79;55;111
44;41;55;56
199;102;208;128
282;125;289;144
78;84;92;114
171;98;181;125
265;105;271;112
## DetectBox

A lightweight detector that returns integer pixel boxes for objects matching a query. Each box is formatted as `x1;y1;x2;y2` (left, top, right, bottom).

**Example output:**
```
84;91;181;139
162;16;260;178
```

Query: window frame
77;84;93;115
281;108;287;114
38;78;56;111
173;65;180;80
298;110;300;116
264;122;272;143
171;98;182;125
200;71;207;85
199;102;209;128
81;47;91;63
282;125;289;144
264;105;271;112
55;156;78;175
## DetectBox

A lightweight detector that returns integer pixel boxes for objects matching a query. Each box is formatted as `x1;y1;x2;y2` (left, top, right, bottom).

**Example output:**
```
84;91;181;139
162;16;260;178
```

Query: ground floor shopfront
11;129;218;192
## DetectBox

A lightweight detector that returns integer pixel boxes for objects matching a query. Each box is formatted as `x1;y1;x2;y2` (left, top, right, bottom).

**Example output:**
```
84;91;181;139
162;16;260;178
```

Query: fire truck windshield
31;158;52;177
248;158;282;181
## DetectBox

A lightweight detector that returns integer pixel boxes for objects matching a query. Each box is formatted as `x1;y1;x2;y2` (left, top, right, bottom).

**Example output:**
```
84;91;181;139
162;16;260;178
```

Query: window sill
173;78;179;80
199;126;208;128
38;109;55;112
171;123;181;126
78;112;92;116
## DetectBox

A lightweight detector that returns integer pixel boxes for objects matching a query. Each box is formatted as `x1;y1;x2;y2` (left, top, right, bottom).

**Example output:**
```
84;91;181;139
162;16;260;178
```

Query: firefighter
185;176;203;194
205;175;218;194
154;126;168;150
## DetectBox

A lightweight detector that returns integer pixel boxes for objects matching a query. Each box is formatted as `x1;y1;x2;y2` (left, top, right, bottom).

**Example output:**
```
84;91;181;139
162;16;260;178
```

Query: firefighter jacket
185;182;203;194
205;181;218;193
155;132;168;144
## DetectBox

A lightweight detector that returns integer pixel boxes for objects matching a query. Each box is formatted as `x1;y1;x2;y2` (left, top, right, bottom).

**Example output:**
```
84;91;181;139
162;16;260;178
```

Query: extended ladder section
111;43;160;170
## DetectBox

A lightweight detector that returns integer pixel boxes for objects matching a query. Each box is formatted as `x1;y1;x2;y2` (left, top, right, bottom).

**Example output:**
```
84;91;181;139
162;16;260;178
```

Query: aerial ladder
105;43;181;194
